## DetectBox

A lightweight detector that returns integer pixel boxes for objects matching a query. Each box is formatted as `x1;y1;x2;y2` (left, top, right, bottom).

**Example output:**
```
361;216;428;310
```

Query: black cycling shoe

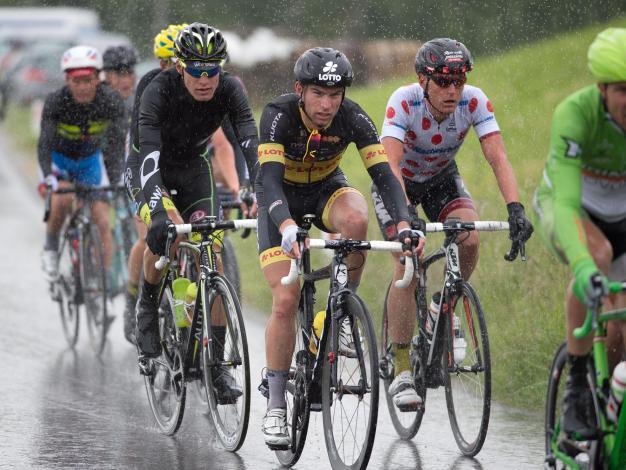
561;373;596;440
135;300;161;358
123;293;137;345
212;365;243;404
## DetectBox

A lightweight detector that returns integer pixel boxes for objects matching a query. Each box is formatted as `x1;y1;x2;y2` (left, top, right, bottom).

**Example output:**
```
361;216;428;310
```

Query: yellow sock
391;342;411;377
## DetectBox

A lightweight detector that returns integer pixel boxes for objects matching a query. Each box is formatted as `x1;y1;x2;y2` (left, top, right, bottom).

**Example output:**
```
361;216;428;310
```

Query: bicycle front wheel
144;284;187;435
380;282;425;440
202;275;250;452
56;223;80;348
443;282;490;456
322;293;379;470
80;222;109;355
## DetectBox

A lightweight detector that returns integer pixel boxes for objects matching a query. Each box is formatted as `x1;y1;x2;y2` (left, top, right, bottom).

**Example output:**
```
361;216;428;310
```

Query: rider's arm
102;87;127;184
479;133;520;204
137;77;167;216
212;127;239;197
546;97;593;273
221;116;249;188
258;102;293;229
225;76;259;188
37;93;57;176
349;101;411;225
382;136;410;205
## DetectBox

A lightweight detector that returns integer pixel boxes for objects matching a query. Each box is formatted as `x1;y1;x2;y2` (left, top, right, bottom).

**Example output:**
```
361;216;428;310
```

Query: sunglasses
431;74;467;88
182;62;221;79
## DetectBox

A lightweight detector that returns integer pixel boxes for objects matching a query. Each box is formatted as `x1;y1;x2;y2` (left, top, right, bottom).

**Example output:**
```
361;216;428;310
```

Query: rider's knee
271;290;300;320
340;210;368;238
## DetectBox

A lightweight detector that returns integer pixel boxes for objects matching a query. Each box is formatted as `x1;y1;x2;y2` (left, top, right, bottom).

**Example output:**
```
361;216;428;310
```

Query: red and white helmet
61;45;103;73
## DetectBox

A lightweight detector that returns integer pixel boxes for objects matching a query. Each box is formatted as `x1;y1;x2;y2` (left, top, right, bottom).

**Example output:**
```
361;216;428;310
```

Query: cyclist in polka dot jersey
372;38;533;410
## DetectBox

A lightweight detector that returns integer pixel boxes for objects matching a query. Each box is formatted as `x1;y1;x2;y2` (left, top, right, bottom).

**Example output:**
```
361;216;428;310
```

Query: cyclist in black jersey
38;45;126;286
102;45;138;114
129;24;259;391
256;47;424;448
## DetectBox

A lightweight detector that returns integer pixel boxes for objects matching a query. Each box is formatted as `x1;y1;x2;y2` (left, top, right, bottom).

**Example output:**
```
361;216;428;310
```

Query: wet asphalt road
0;133;545;469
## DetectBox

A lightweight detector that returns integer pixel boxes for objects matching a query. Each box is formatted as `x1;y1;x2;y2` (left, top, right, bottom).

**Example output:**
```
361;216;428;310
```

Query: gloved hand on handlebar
507;202;533;243
38;174;59;198
573;259;609;307
239;186;257;218
147;211;172;257
398;227;425;255
281;224;300;259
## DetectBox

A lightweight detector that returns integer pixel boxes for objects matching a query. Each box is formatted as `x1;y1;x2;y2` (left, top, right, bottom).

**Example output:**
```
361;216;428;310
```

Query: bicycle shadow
448;454;484;470
380;439;423;469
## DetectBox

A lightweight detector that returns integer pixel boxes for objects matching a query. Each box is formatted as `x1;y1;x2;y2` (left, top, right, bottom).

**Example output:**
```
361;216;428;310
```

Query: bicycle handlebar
154;218;257;270
280;238;414;288
573;281;626;339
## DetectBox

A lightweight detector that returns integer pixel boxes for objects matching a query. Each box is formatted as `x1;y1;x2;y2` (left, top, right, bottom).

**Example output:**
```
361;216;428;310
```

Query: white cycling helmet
61;45;103;73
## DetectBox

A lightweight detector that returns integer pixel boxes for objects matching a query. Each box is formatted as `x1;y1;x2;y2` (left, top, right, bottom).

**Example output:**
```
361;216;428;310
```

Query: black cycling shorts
371;161;475;240
256;169;361;268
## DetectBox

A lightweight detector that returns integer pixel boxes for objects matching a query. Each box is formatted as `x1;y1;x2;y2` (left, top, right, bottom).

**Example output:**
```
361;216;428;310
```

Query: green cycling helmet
587;28;626;83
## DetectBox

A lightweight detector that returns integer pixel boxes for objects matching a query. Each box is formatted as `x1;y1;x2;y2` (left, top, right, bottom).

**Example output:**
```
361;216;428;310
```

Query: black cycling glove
146;211;171;257
507;202;533;243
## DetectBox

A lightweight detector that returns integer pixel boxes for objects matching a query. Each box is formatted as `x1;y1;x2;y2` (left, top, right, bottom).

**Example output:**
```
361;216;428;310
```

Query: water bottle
309;310;325;355
453;315;467;364
607;361;626;423
184;282;197;323
172;278;192;327
426;292;442;338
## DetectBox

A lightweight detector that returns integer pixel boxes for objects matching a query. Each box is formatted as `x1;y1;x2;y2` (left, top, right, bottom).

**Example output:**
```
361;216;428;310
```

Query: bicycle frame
550;281;626;470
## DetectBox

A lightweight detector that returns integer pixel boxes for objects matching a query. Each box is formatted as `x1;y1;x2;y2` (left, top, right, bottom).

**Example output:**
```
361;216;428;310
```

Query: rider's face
419;73;465;117
65;71;99;104
105;70;136;100
176;62;220;101
296;82;344;128
600;82;626;131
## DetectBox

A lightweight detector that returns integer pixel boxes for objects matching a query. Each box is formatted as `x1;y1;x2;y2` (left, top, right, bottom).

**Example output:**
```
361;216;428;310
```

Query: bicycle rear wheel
56;224;80;348
80;222;109;355
202;275;250;451
380;282;425;440
443;282;490;456
276;294;312;467
144;284;187;435
322;293;379;470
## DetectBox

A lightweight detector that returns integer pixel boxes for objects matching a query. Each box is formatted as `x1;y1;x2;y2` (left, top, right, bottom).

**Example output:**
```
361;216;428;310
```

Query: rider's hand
573;259;609;307
507;202;533;243
146;211;171;257
38;174;58;198
239;187;257;218
398;226;425;256
281;224;300;259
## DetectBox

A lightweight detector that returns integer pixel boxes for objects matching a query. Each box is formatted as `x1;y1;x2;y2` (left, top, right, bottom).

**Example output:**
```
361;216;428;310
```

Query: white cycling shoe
262;408;290;449
389;370;422;411
41;249;59;280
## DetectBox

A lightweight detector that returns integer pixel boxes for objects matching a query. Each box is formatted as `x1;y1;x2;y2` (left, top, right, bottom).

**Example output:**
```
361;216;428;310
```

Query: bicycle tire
144;284;187;435
202;274;250;452
220;237;241;300
276;292;312;467
443;282;490;457
380;281;425;440
80;222;109;355
322;293;379;470
56;222;80;348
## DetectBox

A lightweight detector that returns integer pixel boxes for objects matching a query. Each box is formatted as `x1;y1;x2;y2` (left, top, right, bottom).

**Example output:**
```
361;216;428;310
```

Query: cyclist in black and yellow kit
256;47;424;448
127;24;258;399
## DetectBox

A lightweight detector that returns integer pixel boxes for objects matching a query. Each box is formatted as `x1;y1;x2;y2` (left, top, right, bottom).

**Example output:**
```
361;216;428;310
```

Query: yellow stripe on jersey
258;143;285;165
359;143;388;169
284;151;344;184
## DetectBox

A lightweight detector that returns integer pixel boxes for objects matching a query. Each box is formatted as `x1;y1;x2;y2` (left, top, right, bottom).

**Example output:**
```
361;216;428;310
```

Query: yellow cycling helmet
153;23;188;59
588;28;626;83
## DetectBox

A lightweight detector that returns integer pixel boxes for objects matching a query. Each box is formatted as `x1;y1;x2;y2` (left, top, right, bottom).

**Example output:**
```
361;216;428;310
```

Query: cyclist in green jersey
534;27;626;440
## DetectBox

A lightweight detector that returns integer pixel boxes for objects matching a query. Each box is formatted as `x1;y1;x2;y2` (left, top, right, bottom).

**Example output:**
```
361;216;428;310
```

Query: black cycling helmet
294;47;354;87
415;38;473;75
174;22;227;63
102;45;138;72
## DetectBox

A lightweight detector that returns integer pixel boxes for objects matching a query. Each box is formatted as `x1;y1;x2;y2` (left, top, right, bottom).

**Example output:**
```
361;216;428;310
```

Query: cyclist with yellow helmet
534;28;626;440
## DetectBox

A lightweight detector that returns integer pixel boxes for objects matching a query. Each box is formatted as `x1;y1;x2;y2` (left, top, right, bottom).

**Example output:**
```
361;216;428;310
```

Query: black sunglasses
431;74;467;88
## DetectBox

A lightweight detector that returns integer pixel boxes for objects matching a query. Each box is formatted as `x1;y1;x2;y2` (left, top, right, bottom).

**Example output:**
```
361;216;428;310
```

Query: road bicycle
107;187;137;298
140;216;256;451
44;184;118;355
379;219;522;457
261;214;415;469
545;281;626;469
